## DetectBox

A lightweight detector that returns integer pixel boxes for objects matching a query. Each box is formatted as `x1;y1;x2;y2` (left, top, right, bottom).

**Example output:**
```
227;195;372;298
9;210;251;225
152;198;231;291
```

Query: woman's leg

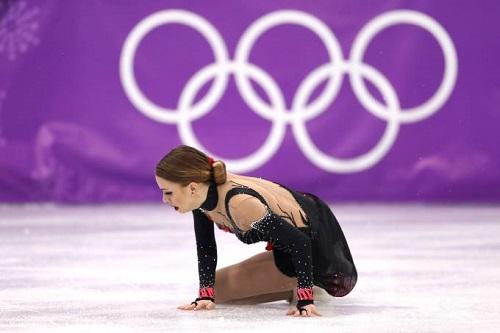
223;291;293;305
215;251;297;304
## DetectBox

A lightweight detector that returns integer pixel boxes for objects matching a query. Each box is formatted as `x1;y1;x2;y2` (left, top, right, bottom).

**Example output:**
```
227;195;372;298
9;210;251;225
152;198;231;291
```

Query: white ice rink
1;204;500;332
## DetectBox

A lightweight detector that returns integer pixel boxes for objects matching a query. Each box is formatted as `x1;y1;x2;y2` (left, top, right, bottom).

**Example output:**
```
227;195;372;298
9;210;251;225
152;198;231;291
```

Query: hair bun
211;160;227;185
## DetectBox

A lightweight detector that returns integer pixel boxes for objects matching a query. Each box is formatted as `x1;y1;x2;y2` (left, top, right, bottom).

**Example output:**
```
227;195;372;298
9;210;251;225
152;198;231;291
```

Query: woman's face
155;176;194;213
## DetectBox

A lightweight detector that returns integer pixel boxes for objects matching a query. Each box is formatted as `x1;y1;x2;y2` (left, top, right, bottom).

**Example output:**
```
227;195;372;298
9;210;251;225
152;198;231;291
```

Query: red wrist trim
297;287;314;301
199;287;215;299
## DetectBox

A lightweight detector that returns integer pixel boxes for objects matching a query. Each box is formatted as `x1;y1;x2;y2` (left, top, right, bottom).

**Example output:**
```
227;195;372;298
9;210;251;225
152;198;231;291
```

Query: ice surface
1;204;499;332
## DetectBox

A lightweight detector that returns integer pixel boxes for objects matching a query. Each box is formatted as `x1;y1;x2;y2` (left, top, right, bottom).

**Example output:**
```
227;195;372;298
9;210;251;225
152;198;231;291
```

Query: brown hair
155;145;227;186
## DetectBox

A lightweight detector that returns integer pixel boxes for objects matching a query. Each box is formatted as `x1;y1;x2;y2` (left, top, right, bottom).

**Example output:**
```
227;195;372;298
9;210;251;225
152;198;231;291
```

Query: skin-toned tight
215;251;297;304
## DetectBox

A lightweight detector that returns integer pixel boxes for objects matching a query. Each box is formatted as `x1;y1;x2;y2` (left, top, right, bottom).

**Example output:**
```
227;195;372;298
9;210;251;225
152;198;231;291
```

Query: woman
155;145;357;317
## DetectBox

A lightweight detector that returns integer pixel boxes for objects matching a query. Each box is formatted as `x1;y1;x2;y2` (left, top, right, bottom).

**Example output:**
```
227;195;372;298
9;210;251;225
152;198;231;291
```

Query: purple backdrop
0;0;499;203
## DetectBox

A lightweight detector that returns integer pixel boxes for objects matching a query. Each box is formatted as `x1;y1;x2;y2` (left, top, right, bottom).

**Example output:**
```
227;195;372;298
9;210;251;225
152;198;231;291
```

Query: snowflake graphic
0;90;6;145
0;0;40;61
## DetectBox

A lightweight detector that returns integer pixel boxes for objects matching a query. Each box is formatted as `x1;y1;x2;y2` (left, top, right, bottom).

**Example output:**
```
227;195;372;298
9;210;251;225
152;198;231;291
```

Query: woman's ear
188;182;198;195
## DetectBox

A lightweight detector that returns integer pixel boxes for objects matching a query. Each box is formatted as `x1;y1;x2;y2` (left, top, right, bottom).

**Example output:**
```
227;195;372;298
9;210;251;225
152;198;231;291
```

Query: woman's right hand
177;299;216;311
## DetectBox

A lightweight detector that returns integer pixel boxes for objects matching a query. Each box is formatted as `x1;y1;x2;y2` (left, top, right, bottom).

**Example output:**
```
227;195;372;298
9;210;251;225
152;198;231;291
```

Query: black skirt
272;189;357;297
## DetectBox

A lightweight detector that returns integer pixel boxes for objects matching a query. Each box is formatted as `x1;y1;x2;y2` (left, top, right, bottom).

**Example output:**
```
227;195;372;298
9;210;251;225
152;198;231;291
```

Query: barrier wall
0;0;499;202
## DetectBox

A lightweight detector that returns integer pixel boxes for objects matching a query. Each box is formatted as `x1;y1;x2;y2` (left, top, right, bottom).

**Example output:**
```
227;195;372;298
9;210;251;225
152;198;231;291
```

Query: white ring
178;63;287;172
292;62;401;173
350;10;458;123
234;10;344;121
119;9;229;123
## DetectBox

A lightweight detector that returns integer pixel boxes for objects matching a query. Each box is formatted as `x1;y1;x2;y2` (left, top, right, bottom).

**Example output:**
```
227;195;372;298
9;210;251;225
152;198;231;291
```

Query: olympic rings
120;9;458;173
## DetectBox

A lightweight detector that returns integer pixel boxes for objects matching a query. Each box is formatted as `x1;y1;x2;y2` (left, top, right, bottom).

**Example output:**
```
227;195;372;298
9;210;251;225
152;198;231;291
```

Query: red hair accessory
207;156;215;166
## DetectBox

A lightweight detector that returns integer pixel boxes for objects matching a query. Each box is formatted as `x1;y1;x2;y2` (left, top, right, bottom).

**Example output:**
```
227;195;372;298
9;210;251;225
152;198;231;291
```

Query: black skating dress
193;182;357;299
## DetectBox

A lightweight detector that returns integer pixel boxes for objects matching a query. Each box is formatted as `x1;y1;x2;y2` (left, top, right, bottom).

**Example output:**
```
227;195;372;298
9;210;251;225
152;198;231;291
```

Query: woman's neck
199;182;218;211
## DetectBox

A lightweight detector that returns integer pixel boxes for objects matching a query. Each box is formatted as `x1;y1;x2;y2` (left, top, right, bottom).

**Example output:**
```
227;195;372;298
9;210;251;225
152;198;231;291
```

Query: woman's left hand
286;303;322;317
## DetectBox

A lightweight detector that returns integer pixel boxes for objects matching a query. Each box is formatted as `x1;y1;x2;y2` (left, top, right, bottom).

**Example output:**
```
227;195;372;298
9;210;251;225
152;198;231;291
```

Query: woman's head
155;145;226;213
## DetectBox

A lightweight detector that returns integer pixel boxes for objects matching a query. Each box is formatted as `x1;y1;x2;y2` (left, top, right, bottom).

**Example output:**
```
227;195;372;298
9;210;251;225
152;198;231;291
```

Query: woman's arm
228;197;315;311
193;209;217;302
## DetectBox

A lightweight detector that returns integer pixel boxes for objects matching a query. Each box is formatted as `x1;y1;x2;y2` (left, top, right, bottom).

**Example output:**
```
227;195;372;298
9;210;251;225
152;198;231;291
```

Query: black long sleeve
249;210;314;293
192;209;217;298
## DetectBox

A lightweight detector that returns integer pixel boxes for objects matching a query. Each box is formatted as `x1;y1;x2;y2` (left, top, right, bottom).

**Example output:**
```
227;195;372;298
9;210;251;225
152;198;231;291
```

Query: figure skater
155;145;357;317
